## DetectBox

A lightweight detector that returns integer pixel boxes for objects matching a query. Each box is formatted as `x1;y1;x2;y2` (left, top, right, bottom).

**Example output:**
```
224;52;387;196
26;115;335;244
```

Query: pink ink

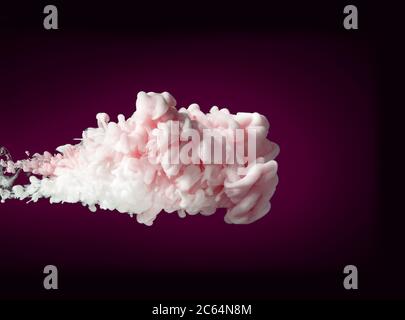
0;91;279;225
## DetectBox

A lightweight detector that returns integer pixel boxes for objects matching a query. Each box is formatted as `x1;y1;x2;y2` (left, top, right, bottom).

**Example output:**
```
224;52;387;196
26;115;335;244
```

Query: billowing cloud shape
0;91;279;226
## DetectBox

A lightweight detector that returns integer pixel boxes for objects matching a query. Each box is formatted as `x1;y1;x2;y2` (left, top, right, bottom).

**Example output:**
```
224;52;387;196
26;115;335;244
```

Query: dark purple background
0;31;379;299
0;0;389;300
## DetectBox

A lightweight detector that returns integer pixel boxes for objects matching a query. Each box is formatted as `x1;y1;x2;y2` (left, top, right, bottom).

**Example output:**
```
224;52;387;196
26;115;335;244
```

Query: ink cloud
0;91;279;226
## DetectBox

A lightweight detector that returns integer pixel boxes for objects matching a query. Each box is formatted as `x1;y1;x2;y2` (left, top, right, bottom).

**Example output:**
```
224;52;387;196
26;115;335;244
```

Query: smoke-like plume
0;91;279;225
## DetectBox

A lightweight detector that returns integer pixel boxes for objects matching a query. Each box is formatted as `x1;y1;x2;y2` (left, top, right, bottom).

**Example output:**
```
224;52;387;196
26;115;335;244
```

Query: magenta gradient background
0;31;378;298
